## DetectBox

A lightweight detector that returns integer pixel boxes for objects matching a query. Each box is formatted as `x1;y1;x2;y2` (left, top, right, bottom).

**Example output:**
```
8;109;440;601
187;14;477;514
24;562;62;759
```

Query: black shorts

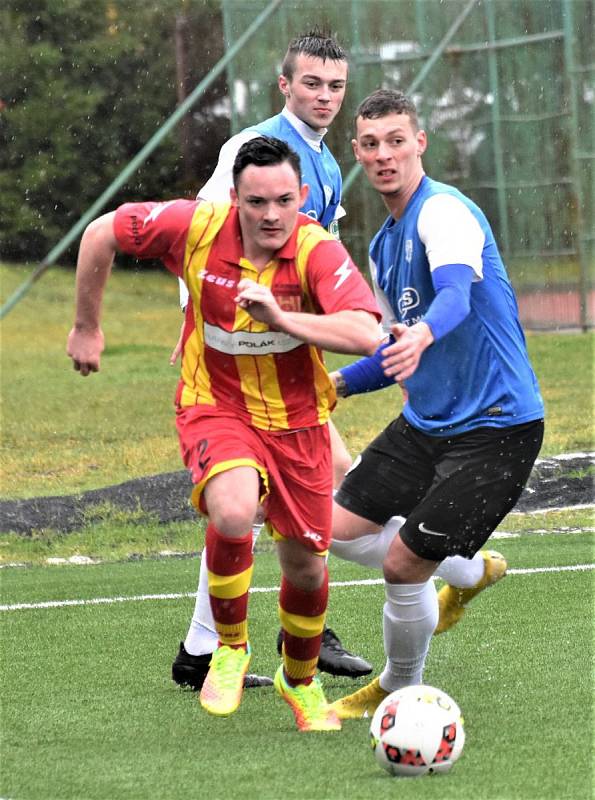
335;415;544;561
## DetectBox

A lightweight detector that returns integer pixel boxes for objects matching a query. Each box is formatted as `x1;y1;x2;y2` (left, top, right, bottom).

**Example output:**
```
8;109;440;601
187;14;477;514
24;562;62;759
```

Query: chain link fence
222;0;594;330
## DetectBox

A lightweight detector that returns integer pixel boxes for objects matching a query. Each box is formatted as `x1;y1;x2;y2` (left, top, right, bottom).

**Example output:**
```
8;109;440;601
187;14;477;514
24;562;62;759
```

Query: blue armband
423;263;474;342
339;338;395;396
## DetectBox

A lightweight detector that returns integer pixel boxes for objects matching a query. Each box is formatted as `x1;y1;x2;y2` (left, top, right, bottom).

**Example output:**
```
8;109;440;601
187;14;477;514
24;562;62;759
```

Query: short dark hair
281;28;348;80
355;89;419;131
232;136;302;189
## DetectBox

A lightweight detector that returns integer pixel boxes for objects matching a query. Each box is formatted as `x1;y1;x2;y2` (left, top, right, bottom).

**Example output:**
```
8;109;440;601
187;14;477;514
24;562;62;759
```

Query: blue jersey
250;114;342;230
370;176;544;435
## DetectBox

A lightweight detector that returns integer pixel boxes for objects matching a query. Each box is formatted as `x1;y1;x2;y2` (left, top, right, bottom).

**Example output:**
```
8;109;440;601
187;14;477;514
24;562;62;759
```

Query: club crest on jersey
398;287;420;318
405;239;413;263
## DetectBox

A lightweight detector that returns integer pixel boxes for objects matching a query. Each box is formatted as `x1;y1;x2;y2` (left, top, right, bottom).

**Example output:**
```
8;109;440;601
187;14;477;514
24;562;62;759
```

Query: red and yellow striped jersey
114;199;380;431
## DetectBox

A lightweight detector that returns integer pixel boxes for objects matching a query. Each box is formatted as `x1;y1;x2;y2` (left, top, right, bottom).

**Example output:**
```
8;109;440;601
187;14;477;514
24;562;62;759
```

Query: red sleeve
306;239;382;320
113;199;198;277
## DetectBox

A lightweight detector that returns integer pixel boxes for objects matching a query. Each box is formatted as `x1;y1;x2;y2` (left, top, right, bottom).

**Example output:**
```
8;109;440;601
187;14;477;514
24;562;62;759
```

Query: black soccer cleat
171;642;273;690
244;672;273;688
172;643;211;690
276;627;373;679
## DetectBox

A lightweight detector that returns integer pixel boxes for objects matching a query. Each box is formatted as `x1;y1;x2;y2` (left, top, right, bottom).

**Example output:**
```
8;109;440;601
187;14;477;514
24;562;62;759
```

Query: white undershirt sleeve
417;194;485;280
197;129;260;202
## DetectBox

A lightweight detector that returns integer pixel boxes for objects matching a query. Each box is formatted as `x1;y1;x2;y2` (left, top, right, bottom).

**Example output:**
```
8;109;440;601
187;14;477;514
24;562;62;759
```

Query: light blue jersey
181;110;344;311
370;176;544;435
250;114;342;230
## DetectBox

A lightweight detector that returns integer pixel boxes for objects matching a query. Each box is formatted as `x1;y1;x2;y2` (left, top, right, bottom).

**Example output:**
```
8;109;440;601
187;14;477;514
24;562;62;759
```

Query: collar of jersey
281;107;326;153
217;205;300;266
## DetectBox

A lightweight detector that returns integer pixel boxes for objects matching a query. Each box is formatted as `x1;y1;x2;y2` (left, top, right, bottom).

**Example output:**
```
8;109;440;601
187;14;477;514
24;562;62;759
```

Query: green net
221;0;594;330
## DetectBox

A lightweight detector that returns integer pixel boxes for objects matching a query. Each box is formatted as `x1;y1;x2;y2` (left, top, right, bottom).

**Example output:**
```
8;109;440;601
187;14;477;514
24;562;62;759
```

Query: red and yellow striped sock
278;568;328;686
205;523;253;650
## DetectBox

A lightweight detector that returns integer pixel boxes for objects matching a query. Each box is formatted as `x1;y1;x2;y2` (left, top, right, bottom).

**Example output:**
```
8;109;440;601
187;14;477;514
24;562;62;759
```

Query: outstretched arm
66;212;117;376
336;264;475;388
330;338;394;397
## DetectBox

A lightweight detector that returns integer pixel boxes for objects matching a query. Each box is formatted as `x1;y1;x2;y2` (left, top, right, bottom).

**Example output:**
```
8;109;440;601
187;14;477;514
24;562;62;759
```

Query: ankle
284;670;313;687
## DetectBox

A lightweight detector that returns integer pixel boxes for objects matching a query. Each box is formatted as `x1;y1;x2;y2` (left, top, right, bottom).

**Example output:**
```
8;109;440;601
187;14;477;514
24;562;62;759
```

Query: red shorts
176;406;332;553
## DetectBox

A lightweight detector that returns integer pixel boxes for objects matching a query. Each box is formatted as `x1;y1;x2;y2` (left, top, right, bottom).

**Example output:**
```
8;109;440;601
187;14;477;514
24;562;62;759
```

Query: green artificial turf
1;532;592;800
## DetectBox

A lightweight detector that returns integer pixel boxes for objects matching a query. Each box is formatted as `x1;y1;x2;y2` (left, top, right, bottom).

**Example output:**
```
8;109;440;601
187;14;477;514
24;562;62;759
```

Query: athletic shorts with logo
335;415;544;561
176;406;332;554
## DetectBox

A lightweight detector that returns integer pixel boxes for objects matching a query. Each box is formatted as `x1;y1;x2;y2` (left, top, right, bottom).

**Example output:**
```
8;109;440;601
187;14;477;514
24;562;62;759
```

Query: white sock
332;515;486;592
183;547;217;655
330;516;404;569
184;522;263;656
379;580;438;693
434;552;485;588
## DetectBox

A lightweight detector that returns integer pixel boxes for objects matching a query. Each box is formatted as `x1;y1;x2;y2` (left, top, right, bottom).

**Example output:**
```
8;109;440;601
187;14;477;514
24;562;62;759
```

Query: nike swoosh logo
418;522;448;537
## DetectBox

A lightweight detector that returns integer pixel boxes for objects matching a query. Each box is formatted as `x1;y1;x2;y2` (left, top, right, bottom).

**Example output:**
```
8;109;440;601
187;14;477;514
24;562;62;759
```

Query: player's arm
69;199;195;376
235;279;381;355
66;212;117;376
330;337;394;397
381;194;482;382
335;260;474;389
168;131;258;365
169;278;189;365
278;307;380;355
381;264;474;382
243;238;382;355
328;262;402;393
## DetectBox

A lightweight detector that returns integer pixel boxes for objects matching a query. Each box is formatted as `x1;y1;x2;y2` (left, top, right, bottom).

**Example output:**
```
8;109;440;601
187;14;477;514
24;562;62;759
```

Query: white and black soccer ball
369;684;465;777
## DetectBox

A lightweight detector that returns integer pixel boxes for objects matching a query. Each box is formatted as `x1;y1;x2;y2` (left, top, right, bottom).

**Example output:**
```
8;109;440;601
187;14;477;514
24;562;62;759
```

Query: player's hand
381;322;434;382
66;326;105;376
235;278;281;326
169;318;185;365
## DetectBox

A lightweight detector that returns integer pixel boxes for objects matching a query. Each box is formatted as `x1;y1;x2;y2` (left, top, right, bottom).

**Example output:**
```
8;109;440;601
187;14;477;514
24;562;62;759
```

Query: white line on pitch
1;563;593;612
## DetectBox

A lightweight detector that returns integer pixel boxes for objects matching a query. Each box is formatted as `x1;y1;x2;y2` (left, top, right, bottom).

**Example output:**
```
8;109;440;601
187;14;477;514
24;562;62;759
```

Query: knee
209;502;258;537
285;558;326;593
382;537;407;582
382;531;438;585
383;554;406;584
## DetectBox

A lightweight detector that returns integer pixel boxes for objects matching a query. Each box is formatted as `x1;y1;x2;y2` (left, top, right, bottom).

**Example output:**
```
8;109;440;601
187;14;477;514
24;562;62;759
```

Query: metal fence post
484;0;511;260
563;0;590;331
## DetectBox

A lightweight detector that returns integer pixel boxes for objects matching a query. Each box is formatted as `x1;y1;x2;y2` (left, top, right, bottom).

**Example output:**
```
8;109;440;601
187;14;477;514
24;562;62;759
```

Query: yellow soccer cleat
274;666;341;732
199;644;251;716
330;676;389;720
435;550;508;634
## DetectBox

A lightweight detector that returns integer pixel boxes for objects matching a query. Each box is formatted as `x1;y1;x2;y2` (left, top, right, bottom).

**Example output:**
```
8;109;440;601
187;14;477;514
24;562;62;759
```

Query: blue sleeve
338;337;395;396
423;263;474;342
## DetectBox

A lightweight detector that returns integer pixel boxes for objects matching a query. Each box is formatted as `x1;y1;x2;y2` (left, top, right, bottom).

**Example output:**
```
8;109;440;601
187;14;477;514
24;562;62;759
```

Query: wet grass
1;531;592;800
0;506;591;567
0;513;203;566
1;261;593;502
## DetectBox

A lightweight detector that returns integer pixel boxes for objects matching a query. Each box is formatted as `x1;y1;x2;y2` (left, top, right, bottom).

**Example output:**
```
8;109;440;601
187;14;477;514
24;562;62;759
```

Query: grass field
0;262;593;500
1;262;594;799
1;532;593;800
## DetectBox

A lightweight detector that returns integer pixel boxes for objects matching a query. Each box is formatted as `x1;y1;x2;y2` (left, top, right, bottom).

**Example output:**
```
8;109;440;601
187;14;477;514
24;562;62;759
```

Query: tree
0;0;226;263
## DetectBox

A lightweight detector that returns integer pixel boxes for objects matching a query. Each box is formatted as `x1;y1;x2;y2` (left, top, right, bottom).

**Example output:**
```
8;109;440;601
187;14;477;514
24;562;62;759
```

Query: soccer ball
369;684;465;777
